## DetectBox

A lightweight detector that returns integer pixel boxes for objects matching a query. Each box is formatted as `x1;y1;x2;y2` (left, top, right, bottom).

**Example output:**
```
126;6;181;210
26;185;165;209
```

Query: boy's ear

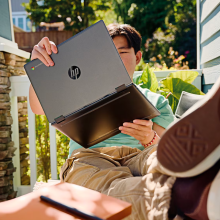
136;51;142;65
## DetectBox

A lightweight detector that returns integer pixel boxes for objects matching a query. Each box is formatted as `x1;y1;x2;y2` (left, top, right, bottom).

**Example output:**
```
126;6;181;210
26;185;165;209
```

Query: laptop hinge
115;84;126;93
54;115;65;124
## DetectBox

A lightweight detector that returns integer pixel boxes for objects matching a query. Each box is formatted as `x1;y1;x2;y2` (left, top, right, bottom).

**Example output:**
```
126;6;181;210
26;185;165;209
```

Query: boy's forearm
29;84;45;115
153;123;165;137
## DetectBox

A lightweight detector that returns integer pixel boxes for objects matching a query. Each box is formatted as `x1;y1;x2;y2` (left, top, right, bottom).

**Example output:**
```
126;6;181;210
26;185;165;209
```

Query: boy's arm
29;84;45;115
28;37;58;115
152;123;165;137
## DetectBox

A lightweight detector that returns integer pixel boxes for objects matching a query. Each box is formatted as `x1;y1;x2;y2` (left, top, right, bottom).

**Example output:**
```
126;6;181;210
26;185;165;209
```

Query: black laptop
24;20;160;148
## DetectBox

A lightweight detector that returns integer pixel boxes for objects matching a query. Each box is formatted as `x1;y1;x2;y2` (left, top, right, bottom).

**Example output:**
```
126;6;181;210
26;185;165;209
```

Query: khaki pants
60;145;176;220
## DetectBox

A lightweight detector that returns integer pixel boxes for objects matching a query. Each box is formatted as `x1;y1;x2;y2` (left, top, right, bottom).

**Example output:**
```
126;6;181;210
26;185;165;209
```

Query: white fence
10;70;202;196
10;76;57;196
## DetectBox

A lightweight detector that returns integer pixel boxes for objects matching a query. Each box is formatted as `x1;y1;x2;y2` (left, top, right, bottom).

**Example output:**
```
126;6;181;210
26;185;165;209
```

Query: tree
111;0;197;68
23;0;111;33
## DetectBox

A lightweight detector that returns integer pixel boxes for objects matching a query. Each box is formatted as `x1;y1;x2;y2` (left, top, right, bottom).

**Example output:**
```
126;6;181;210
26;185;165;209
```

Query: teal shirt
69;85;175;157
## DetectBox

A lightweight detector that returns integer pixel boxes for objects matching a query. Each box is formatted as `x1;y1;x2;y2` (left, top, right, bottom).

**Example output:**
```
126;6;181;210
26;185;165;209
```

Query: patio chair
175;91;204;119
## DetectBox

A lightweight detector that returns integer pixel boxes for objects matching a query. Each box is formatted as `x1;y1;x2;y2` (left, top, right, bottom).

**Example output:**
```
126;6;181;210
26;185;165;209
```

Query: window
12;18;15;25
18;17;24;29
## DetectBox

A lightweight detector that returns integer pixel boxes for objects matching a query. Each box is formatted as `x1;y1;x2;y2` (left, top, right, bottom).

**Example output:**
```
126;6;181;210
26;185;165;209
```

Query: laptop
24;20;160;148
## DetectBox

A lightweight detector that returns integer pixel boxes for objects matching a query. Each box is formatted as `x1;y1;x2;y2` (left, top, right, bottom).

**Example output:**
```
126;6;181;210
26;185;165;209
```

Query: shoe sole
157;77;220;177
207;170;220;220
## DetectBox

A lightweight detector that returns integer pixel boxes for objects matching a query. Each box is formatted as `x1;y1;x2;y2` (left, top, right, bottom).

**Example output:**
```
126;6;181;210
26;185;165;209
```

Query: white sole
158;144;220;177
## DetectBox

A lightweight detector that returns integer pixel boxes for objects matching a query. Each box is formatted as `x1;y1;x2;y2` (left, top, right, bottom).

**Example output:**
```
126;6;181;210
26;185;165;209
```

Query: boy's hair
107;23;142;54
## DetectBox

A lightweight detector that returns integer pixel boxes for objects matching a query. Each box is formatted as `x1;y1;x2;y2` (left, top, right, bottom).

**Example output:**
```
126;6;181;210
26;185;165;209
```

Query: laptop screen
25;20;131;123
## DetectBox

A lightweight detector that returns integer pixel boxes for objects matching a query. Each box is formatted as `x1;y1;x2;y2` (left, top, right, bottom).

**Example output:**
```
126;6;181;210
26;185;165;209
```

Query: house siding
198;0;220;92
11;0;29;12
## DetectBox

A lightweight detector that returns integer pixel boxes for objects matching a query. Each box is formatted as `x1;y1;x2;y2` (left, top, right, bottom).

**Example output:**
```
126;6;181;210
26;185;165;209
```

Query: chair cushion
175;91;204;118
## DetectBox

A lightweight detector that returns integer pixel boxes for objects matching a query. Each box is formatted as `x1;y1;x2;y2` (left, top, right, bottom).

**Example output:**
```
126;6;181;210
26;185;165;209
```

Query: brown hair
107;23;142;54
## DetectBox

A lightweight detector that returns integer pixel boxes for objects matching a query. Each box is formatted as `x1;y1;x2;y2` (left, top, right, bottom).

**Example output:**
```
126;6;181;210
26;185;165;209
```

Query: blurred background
12;0;196;70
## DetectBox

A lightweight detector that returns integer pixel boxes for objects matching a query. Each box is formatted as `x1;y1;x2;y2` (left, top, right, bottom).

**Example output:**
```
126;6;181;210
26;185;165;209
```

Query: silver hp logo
68;66;81;80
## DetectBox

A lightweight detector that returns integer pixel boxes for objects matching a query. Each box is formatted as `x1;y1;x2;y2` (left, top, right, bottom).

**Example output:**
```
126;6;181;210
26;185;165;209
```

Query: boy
30;23;175;154
30;23;220;220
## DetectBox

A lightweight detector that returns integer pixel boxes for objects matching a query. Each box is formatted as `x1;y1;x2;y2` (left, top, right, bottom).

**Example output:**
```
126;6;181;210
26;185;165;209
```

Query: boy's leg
169;159;220;220
107;172;175;220
122;144;169;176
117;137;219;220
60;146;175;220
60;147;136;193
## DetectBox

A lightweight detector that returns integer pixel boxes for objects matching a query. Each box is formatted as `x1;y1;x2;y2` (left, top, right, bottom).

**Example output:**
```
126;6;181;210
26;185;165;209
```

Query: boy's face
113;35;142;80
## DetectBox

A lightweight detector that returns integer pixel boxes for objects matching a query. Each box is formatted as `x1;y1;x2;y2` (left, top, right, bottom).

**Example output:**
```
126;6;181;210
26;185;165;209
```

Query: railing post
10;76;59;194
49;124;57;180
27;99;37;190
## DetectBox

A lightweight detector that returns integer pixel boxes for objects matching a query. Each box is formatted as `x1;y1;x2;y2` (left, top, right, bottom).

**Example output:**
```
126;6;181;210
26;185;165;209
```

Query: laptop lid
24;20;131;123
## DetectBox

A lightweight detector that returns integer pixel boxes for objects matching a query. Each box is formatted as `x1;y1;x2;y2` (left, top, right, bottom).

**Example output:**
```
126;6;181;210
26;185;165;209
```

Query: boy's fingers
133;119;153;127
123;122;151;133
34;45;54;66
119;126;148;137
50;41;58;53
38;37;52;55
120;130;145;141
32;50;49;67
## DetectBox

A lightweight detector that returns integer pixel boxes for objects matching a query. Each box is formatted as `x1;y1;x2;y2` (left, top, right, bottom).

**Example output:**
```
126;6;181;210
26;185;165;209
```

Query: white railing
10;76;57;196
10;70;202;196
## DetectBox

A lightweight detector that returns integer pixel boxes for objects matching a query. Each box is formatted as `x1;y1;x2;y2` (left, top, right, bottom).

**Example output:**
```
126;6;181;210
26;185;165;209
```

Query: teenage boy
30;23;220;220
30;23;175;155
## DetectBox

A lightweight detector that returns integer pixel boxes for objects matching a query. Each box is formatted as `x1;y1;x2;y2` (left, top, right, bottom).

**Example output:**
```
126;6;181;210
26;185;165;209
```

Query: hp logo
68;66;81;80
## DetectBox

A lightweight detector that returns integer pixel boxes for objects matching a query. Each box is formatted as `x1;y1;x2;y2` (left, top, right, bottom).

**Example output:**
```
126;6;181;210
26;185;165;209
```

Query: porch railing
10;70;202;196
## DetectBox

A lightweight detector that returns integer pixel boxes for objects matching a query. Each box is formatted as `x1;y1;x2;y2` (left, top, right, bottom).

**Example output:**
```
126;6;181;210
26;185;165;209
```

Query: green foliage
23;0;196;67
111;0;196;68
134;65;204;114
35;115;70;182
159;71;204;113
35;115;50;182
164;71;199;85
56;130;70;179
136;47;190;71
134;64;158;93
92;2;118;25
22;0;114;33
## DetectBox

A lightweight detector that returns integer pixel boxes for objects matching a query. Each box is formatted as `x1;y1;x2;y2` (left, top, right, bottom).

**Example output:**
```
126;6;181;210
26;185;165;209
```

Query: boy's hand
31;37;58;66
119;119;156;145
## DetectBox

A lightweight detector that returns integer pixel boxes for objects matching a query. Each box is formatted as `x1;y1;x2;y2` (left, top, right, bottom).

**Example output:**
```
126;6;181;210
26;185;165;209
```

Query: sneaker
157;76;220;177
